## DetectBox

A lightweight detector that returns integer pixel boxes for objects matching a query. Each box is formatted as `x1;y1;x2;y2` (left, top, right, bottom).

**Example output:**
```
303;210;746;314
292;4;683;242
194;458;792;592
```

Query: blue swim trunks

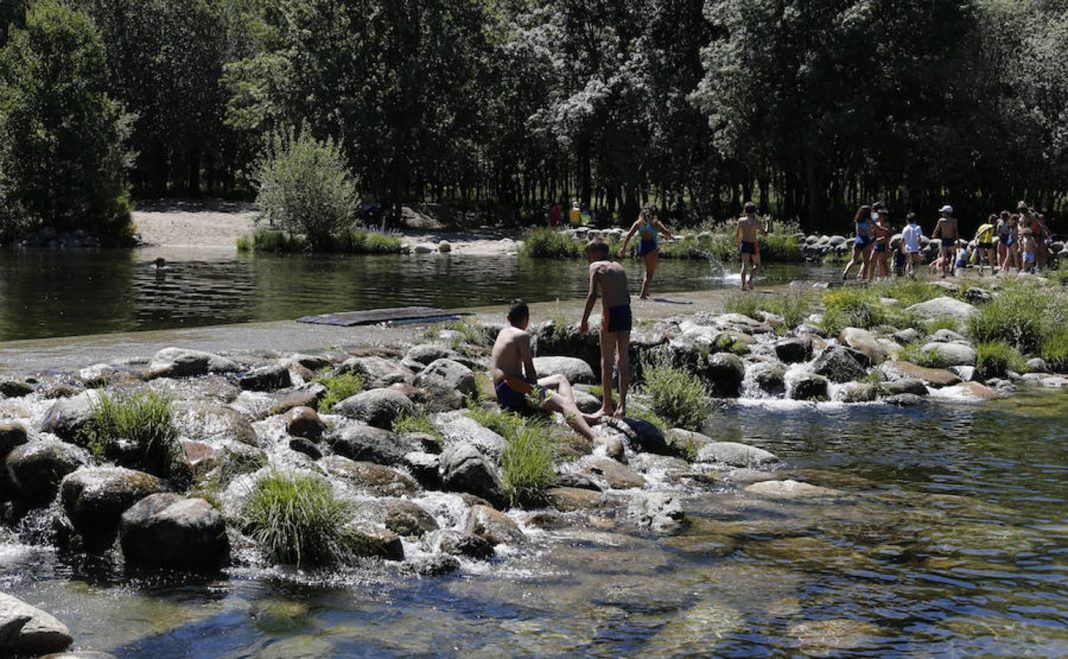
874;243;887;253
636;238;658;257
854;235;871;248
740;240;756;255
603;304;632;333
941;238;955;248
495;379;546;413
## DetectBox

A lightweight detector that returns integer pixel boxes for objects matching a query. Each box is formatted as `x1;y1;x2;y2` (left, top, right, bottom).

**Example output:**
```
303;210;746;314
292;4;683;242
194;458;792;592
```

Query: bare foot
612;407;627;418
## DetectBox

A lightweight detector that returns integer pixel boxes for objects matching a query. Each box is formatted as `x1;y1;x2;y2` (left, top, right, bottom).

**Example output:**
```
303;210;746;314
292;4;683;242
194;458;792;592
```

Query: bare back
490;327;532;384
590;260;630;309
737;216;760;243
939;217;958;239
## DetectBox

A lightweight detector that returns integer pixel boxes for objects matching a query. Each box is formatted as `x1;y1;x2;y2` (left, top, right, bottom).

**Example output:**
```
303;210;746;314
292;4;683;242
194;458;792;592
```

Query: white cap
940;205;954;214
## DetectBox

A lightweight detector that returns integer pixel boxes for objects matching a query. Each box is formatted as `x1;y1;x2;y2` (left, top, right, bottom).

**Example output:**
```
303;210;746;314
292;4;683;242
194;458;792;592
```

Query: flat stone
584;456;645;490
532;356;595;385
465;505;525;545
0;592;72;655
696;442;779;468
881;361;961;387
906;297;978;322
320;455;419;497
145;347;240;379
627;492;685;534
838;328;887;365
548;487;605;512
745;479;843;499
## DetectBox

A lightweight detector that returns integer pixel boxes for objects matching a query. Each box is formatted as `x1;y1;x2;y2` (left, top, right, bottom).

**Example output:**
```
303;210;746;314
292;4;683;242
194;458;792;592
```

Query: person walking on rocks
581;239;633;418
735;202;765;291
842;205;874;281
901;213;925;278
490;300;598;441
868;208;893;280
619;204;674;300
931;205;959;278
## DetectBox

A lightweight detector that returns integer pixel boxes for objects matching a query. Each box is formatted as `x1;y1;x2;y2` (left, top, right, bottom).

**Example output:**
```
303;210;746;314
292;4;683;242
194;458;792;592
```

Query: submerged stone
696;442;779;468
465;505;525;546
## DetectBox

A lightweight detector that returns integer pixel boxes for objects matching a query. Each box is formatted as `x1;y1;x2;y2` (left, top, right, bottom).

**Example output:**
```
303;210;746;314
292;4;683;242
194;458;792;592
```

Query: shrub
968;288;1046;354
520;228;583;258
871;280;940;307
976;341;1025;379
820;289;886;336
316;372;365;413
500;423;557;508
80;392;179;477
341;229;403;254
256;127;357;251
1040;329;1068;373
242;471;352;568
640;358;711;432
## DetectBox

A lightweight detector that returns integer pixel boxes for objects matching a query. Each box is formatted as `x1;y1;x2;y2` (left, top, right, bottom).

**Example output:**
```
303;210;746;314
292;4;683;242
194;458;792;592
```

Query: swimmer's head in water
585;239;609;262
507;299;529;328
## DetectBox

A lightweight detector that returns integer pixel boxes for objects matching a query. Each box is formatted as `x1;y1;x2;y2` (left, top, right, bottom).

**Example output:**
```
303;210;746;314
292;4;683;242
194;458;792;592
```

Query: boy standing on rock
580;239;632;418
490;300;597;441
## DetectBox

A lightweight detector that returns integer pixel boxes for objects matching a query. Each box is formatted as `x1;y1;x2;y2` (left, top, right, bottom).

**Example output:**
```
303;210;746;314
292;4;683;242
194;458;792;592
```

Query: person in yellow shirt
974;217;996;276
569;202;581;226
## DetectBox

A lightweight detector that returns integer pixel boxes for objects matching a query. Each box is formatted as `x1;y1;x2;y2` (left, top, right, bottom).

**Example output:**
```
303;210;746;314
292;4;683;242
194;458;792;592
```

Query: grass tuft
315;371;365;413
80;392;180;477
976;341;1025;380
393;412;442;441
819;288;887;336
500;422;558;508
968;288;1046;354
640;356;711;432
1040;328;1068;373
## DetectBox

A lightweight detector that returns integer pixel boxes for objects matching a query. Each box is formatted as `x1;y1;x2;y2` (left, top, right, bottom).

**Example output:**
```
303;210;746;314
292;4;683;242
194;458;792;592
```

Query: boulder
288;438;322;460
285;407;325;441
811;347;867;383
7;440;86;503
120;493;229;570
413;242;437;254
383;500;439;537
929;328;967;343
835;382;877;403
746;361;786;397
320;456;419;497
0;592;72;655
789;373;829;401
950;366;977;382
921;342;977;367
403;452;441;489
774;336;813;364
892;328;922;345
173;403;259;447
1026;358;1050;374
0;421;28;459
424;529;494;560
268;387;323;415
946;381;997;400
404;344;460;369
145;347;240;379
664;429;714;460
696;442;779;468
0;380;35;398
879;378;928;397
583;456;645;490
548;487;605;512
333;388;415;429
38;390;102;443
438;444;506;508
881;361;961;388
288;353;333;372
906;297;979;322
238;363;291;392
744;479;842;499
627;492;685;534
405;553;460;577
433;411;506;457
573;389;602;414
532;356;595;385
838;328;887;365
706;353;745;397
465;505;525;545
413;359;476;411
963;287;993;304
329;425;416;467
345;525;405;561
339;357;413;388
60;467;165;544
604;417;672;456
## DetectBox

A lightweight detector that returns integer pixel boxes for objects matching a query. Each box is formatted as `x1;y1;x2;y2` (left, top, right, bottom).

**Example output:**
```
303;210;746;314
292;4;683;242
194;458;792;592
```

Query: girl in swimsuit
842;205;874;280
620;204;675;300
1003;214;1019;273
867;209;893;280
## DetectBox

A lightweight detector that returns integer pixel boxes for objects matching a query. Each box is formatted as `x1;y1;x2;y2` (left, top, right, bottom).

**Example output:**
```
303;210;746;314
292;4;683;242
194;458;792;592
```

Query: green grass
242;471;353;568
976;341;1026;379
520;228;584;258
393;412;442;441
235;227;402;255
500;422;558;508
899;343;955;369
1040;328;1068;373
466;399;525;439
80;392;179;477
819;288;887;336
315;371;365;413
640;357;711;432
723;291;814;330
870;280;941;307
436;319;490;348
968;288;1047;354
926;317;962;334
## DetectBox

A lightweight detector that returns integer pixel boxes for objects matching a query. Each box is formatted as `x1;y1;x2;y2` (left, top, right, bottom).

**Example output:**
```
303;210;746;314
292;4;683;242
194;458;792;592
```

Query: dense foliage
1;0;1066;237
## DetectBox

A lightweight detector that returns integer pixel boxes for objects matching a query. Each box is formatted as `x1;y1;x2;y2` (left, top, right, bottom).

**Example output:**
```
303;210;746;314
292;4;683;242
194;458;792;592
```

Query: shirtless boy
931;205;958;278
1019;228;1038;274
490;300;597;441
736;202;764;291
580;239;632;418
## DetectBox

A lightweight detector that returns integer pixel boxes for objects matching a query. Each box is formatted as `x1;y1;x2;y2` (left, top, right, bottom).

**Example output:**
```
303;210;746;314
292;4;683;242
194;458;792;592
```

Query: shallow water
4;389;1067;656
0;250;816;341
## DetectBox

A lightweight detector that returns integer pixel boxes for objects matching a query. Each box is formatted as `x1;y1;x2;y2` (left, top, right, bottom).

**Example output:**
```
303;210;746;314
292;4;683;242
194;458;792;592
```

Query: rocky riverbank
1;273;1067;654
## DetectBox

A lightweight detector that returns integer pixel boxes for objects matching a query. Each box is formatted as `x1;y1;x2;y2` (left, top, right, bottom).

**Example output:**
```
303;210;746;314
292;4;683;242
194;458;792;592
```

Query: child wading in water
581;239;632;418
736;202;764;290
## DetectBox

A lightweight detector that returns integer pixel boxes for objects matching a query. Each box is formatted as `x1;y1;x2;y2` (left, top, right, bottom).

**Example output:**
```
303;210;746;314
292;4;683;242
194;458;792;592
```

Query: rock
950;366;977;382
119;493;229;570
811;347;867;383
696;442;779;468
881;361;961;387
664;429;713;460
836;382;877;403
77;363;138;388
465;505;525;545
1026;358;1050;374
404;553;460;576
404;344;459;369
179;440;216;477
929;328;967;343
439;444;506;508
0;422;28;459
145;347;240;379
285;407;325;441
329;425;416;467
548;487;605;512
239;363;291;392
0;380;35;398
964;287;993;304
532;356;595;385
345;525;404;561
38;390;101;443
0;592;72;655
774;336;813;364
605;417;672;456
173;402;259;447
424;529;494;560
268;387;323;415
7;440;86;503
789;373;829;401
438;240;452;253
893;328;922;345
882;393;926;406
413;242;437;254
906;297;979;322
946;381;998;400
628;492;685;534
746;361;786;396
333;388;415;429
838;328;887;365
288;438;322;460
880;378;929;397
339;357;413;389
744;479;842;499
403;451;441;489
433;411;506;457
60;467;165;545
289;353;333;372
413;359;476;411
383;500;439;537
921;342;977;367
573;389;602;414
320;455;419;497
583;456;645;489
603;435;625;461
706;353;745;397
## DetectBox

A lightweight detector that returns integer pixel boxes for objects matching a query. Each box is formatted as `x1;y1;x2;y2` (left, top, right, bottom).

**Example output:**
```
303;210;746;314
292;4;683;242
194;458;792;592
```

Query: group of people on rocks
843;201;1055;281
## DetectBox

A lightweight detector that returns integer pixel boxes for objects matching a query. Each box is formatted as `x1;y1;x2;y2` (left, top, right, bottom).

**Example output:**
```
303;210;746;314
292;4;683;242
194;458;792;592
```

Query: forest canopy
0;0;1066;235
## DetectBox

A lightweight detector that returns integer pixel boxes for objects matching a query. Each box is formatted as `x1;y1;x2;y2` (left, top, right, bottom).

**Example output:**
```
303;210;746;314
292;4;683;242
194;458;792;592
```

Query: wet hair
507;299;529;325
586;238;610;259
743;201;757;213
854;205;873;223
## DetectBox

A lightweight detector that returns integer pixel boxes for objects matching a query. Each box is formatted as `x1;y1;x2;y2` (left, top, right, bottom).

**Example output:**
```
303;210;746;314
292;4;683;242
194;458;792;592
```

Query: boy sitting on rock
580;239;633;418
490;299;597;440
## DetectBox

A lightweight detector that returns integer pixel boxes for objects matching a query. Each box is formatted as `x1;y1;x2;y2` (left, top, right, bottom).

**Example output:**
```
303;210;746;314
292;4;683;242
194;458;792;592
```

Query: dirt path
133;199;256;249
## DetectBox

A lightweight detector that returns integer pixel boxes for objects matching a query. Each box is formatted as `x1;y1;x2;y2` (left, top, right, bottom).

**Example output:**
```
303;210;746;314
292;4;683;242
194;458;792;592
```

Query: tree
0;0;132;239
